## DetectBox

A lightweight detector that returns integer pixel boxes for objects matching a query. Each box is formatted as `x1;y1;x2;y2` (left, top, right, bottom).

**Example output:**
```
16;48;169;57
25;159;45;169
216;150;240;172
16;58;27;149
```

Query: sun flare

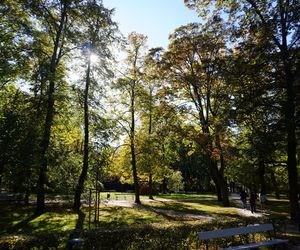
90;53;98;63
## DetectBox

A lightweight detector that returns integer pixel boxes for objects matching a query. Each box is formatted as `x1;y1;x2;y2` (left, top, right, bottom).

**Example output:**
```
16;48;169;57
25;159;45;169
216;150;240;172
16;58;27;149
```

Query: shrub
0;233;62;250
82;224;197;250
0;217;272;249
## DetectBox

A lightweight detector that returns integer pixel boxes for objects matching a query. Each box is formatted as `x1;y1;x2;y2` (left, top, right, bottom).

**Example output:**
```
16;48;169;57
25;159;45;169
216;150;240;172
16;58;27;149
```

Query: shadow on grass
0;203;35;233
267;200;290;216
94;205;166;229
1;203;79;235
142;199;243;221
6;212;40;234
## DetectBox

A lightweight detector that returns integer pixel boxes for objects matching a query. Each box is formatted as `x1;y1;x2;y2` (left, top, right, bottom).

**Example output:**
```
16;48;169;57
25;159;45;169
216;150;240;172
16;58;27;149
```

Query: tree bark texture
284;62;299;221
148;97;154;199
215;134;229;206
73;56;91;210
270;170;280;199
247;0;299;222
280;3;299;220
36;3;68;215
130;86;140;204
258;160;266;195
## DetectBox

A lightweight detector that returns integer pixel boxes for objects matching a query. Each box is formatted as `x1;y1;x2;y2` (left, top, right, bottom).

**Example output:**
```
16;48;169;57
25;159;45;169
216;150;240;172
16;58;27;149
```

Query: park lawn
99;192;135;200
0;194;295;239
96;203;167;228
0;202;168;236
266;198;292;217
156;192;216;200
144;195;238;218
0;203;78;235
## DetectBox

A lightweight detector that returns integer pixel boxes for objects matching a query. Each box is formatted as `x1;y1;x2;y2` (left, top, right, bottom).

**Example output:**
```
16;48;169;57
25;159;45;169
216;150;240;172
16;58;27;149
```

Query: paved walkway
105;195;264;220
105;194;299;228
104;194;300;247
230;193;264;217
105;198;213;221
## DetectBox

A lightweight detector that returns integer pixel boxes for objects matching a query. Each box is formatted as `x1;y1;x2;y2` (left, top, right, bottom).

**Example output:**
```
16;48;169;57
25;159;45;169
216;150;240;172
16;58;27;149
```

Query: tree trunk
282;30;299;220
131;142;140;204
36;72;56;214
130;86;140;204
36;4;67;214
205;133;223;201
162;177;167;194
285;65;299;221
276;0;298;221
209;159;222;201
220;177;229;206
258;160;266;195
161;145;167;194
270;169;280;199
149;172;154;199
24;188;30;205
219;156;229;207
73;55;91;211
148;94;153;200
215;134;229;206
246;0;299;222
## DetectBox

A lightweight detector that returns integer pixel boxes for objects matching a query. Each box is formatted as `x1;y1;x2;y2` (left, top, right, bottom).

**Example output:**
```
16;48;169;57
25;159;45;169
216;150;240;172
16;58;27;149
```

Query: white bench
198;223;288;249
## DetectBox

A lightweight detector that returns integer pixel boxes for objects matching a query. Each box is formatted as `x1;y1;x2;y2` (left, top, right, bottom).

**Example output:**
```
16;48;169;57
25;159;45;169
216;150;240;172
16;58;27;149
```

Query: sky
102;0;200;49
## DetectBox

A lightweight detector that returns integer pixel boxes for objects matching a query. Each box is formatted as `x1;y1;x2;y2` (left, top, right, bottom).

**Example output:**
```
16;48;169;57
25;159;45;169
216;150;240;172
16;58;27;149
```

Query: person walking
259;193;267;213
240;190;248;209
249;192;258;213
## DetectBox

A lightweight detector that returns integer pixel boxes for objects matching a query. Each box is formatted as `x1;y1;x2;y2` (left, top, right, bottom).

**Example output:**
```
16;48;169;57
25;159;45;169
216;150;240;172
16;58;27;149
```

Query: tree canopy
0;0;299;221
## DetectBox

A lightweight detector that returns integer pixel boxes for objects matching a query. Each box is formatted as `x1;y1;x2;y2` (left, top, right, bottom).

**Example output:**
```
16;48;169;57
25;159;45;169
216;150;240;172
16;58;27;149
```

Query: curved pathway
104;195;264;220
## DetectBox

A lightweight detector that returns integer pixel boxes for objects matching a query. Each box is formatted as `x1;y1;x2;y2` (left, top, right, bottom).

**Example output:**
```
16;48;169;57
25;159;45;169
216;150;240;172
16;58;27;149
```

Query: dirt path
230;193;264;218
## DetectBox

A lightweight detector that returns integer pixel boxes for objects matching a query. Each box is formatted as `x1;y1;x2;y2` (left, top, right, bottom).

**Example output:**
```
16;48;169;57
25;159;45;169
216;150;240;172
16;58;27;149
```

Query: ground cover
0;193;299;249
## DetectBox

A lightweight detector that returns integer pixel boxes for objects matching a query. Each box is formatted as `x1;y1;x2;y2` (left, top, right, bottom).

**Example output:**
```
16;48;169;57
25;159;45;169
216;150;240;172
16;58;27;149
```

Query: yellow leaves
51;124;82;149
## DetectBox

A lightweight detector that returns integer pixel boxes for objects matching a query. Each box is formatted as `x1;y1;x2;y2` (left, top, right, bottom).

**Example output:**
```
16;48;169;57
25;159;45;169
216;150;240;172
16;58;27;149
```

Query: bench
198;223;288;249
67;238;85;250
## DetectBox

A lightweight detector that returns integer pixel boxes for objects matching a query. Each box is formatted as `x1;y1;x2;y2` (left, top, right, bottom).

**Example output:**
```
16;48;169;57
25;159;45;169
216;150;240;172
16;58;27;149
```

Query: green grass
97;204;166;228
0;204;78;235
155;192;216;200
0;193;296;241
265;198;290;217
143;199;238;219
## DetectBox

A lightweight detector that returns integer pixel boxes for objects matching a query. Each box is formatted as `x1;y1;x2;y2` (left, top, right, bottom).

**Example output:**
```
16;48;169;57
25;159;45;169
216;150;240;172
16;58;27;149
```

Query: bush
82;224;197;250
0;235;35;250
0;233;62;250
167;171;184;193
81;218;263;250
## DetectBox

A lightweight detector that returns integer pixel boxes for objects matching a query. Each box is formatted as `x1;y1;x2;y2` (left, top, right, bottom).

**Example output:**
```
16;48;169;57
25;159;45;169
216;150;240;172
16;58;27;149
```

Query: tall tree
73;0;118;210
156;19;231;206
31;0;71;215
185;0;299;220
112;32;148;204
139;53;163;199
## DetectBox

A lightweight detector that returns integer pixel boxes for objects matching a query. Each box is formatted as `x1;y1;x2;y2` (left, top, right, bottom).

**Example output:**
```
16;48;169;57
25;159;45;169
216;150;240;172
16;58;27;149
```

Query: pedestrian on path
259;192;267;212
249;192;258;213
